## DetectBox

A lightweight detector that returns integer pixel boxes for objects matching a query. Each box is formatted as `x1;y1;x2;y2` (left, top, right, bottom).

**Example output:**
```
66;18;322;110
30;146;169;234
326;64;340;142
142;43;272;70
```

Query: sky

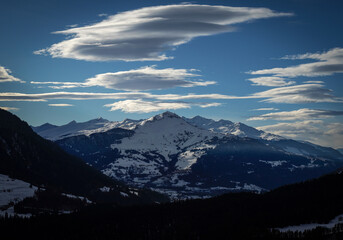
1;0;343;149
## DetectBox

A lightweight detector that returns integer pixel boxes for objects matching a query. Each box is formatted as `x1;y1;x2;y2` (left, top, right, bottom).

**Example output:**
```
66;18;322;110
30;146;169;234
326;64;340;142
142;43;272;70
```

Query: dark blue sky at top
0;0;342;147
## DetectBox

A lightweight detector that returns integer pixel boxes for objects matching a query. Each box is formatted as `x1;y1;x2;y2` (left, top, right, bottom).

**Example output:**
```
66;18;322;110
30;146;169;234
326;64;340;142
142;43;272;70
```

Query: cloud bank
34;4;291;61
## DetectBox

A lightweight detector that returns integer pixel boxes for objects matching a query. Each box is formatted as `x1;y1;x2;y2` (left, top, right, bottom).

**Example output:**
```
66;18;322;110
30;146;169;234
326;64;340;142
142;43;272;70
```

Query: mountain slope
0;109;167;206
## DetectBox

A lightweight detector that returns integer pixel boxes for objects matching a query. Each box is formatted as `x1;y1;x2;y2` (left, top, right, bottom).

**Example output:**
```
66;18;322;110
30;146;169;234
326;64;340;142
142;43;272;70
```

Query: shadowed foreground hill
0;109;167;205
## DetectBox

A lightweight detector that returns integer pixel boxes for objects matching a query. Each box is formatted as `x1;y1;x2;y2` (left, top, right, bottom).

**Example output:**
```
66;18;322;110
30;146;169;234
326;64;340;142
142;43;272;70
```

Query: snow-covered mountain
44;111;343;199
33;113;341;161
32;117;110;141
183;116;282;140
33;114;281;141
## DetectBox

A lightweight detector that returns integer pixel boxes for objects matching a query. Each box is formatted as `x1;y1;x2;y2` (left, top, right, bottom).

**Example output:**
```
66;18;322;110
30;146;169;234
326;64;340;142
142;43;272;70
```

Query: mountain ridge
32;111;282;141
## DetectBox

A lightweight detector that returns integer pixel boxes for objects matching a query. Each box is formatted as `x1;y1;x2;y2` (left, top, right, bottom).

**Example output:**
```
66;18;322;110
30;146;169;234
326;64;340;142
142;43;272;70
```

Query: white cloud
0;91;240;102
0;66;24;83
0;106;19;111
0;92;150;101
32;66;215;91
303;80;324;84
31;81;84;89
104;99;221;113
198;102;221;108
85;66;214;90
250;47;343;78
247;76;295;86
252;108;279;111
34;4;291;61
251;83;342;104
257;121;343;149
48;103;74;107
248;108;343;121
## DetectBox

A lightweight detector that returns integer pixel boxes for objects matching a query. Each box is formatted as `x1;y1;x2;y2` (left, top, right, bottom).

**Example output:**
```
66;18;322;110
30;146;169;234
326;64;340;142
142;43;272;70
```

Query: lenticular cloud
35;4;291;61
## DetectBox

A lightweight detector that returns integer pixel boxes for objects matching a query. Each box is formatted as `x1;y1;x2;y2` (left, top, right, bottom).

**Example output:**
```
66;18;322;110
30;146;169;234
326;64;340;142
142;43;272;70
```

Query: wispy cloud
34;4;291;61
257;121;343;149
251;83;342;104
252;107;279;111
1;83;341;104
250;47;343;78
30;81;84;89
31;66;215;91
0;92;151;101
247;76;295;87
0;91;241;102
104;99;220;113
0;66;24;83
48;103;74;107
248;108;343;121
0;106;19;111
303;80;324;84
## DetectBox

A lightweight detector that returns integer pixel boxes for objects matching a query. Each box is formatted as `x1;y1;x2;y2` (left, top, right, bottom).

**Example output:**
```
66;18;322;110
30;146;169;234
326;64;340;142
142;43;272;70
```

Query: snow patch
61;193;92;204
0;174;37;207
277;214;343;232
99;186;111;192
259;160;287;167
120;192;129;197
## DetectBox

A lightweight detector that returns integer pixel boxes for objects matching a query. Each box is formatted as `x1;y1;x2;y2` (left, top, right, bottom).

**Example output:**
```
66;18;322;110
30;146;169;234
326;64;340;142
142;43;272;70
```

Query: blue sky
1;0;343;148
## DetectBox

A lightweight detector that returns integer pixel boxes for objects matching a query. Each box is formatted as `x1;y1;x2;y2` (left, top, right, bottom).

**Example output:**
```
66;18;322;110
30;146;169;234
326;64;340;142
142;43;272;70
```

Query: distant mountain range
32;112;281;141
33;111;343;199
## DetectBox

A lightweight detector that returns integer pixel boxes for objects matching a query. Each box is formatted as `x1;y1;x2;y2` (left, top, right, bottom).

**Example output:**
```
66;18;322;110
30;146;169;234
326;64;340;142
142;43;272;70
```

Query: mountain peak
87;117;109;123
150;111;181;121
161;111;180;118
41;123;57;127
191;115;212;121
